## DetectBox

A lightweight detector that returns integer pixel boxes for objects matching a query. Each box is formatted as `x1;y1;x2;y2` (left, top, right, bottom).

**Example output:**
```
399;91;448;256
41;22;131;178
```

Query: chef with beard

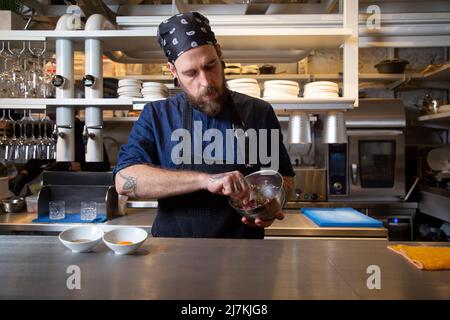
114;12;295;239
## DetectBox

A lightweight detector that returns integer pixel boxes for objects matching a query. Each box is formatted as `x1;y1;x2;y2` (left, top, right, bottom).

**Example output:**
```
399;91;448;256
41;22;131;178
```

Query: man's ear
167;62;177;78
214;43;223;60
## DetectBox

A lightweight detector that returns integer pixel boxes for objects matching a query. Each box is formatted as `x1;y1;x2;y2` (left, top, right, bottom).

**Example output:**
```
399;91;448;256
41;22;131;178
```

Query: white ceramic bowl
59;226;104;253
103;227;148;255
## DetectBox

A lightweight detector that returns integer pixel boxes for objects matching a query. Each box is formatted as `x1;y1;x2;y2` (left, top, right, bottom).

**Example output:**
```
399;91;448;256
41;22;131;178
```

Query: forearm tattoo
209;174;225;181
118;171;137;197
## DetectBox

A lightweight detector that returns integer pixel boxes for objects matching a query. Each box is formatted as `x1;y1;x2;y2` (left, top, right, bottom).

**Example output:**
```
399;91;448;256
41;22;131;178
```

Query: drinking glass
80;201;97;221
49;200;65;220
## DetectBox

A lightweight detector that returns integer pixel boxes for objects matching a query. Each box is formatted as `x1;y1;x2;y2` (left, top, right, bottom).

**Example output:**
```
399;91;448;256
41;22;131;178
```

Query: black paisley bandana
157;11;217;64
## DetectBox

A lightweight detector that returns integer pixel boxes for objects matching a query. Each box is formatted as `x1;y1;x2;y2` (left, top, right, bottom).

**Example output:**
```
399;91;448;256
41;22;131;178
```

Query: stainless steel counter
0;209;388;238
0;235;449;299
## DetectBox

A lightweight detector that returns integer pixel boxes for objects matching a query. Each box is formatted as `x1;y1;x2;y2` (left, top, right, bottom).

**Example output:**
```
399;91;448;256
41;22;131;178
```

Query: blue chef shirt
113;91;295;178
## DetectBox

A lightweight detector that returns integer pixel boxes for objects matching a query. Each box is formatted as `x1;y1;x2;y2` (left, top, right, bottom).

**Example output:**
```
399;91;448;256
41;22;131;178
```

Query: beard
178;73;229;117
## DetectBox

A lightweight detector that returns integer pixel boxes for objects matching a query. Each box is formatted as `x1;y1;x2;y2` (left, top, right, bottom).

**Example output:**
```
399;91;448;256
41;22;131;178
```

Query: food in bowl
58;226;104;253
103;227;148;255
229;170;285;221
116;241;134;245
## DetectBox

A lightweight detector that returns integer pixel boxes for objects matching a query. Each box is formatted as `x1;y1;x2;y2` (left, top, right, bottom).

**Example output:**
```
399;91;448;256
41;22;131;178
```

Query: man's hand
241;210;285;228
206;171;249;202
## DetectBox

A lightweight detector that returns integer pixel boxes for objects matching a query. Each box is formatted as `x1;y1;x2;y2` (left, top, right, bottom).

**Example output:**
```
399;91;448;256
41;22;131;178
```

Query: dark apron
152;98;263;239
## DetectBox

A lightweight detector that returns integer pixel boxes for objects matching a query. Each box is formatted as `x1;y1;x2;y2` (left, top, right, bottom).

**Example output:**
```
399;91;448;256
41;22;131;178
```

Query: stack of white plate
303;81;339;98
263;80;299;99
141;82;169;100
117;79;142;98
227;78;260;98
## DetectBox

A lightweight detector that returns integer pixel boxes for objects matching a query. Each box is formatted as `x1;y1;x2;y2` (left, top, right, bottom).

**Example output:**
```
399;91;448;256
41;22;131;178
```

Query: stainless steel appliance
327;99;406;201
289;167;327;202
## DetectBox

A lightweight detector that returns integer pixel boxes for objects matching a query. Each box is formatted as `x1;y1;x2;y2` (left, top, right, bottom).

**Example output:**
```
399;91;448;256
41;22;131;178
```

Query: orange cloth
388;244;450;270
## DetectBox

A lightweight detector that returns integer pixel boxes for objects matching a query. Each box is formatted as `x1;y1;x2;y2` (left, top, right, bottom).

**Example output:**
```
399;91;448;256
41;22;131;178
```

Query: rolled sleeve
112;105;160;179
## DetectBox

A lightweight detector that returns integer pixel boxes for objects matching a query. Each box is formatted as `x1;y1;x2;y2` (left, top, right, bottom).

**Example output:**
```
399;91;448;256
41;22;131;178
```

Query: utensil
259;64;276;74
1;196;25;213
374;59;409;73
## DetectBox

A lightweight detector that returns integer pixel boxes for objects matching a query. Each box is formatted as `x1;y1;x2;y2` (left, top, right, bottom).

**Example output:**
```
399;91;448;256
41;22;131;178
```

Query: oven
327;99;406;202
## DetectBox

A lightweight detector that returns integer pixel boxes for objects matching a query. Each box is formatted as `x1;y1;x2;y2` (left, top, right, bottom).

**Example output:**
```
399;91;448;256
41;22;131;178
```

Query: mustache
199;85;220;97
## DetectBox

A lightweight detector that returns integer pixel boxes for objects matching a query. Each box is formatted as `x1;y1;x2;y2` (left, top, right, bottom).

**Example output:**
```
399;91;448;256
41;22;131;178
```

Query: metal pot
374;59;409;73
1;197;25;213
259;64;276;74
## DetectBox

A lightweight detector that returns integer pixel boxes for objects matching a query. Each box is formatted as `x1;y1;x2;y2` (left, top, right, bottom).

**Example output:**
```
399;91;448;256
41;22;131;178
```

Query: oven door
348;130;405;201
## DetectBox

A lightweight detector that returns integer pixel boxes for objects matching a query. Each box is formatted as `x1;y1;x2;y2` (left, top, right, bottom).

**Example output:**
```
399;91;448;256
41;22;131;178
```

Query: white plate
304;81;338;88
264;87;299;94
59;226;104;253
103;227;148;255
142;82;168;88
141;87;168;93
264;80;299;88
117;88;141;94
227;78;258;85
304;86;338;91
118;79;142;87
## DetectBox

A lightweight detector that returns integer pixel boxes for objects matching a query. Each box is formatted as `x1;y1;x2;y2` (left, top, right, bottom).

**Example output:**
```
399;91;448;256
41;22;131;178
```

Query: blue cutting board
302;208;383;228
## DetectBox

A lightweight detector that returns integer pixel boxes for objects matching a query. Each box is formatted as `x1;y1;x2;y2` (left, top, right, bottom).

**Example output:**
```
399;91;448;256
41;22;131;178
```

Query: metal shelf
133;97;355;111
417;111;450;129
0;98;133;110
0;97;355;112
421;62;450;81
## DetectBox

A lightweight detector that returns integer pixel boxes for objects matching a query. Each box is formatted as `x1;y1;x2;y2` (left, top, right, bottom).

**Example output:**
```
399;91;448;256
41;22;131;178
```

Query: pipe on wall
55;13;77;162
83;14;116;162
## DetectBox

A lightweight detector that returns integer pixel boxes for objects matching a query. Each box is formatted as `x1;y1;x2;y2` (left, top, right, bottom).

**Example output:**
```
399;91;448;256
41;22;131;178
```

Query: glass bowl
229;170;286;221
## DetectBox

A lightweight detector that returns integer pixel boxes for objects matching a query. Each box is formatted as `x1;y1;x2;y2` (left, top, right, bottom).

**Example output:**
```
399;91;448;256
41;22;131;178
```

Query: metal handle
52;124;72;140
402;177;420;201
351;163;358;185
82;125;103;150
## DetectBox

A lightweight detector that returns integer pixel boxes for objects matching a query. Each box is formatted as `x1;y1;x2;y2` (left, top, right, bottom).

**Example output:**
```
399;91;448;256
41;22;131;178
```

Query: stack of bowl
263;80;300;99
141;82;169;100
227;78;260;98
117;79;143;99
303;81;339;98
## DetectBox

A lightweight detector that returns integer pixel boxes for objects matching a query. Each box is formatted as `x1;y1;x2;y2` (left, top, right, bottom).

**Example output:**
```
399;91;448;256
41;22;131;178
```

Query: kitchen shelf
0;97;355;112
132;97;354;111
1;27;352;53
421;62;450;81
0;98;133;110
417;111;450;129
116;73;422;84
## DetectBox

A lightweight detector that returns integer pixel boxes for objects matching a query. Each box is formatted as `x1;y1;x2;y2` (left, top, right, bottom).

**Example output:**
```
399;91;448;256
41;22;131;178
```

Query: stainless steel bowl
229;170;286;221
1;197;25;213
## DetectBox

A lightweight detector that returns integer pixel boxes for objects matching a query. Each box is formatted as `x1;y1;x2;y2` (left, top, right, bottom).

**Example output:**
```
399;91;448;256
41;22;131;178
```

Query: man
114;12;295;239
